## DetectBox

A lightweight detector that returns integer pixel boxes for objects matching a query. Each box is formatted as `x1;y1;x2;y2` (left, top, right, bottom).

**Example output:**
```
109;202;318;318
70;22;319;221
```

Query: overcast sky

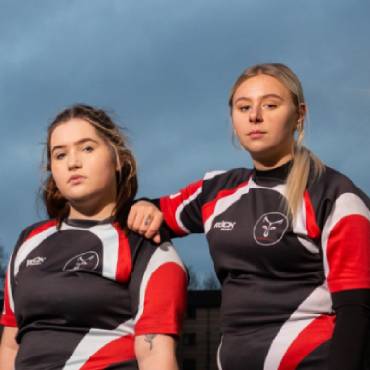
1;0;369;279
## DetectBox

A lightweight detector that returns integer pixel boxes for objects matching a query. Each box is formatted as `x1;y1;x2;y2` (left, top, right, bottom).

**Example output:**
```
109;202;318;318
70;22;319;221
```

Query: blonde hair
229;63;324;218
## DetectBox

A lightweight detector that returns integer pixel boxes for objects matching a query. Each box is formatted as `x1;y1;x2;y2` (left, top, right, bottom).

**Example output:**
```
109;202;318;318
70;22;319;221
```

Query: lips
248;130;266;139
68;175;86;184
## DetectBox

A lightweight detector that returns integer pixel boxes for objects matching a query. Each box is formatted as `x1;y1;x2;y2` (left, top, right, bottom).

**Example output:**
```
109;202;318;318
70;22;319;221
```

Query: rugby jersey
157;161;370;370
1;218;187;370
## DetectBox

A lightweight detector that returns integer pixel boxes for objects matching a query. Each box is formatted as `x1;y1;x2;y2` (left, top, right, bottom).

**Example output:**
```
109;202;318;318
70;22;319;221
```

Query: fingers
127;201;163;243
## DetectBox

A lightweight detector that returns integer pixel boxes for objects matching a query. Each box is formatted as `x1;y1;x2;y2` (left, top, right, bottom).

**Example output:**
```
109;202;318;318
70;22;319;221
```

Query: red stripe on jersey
135;263;187;335
79;335;135;370
25;220;57;241
326;215;370;292
160;180;203;235
201;181;249;224
278;315;334;370
0;271;17;327
303;191;321;239
113;224;132;283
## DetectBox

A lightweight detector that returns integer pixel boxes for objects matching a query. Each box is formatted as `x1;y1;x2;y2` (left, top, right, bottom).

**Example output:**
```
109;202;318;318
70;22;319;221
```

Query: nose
249;105;263;124
67;149;82;170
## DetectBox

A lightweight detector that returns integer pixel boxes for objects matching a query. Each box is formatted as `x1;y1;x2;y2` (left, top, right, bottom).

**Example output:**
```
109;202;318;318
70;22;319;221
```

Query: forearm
329;290;370;370
135;334;178;370
0;326;19;370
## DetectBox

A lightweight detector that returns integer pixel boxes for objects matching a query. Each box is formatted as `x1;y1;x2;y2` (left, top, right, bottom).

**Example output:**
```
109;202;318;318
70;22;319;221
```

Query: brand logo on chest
26;256;47;267
63;251;99;272
253;212;289;246
213;220;236;231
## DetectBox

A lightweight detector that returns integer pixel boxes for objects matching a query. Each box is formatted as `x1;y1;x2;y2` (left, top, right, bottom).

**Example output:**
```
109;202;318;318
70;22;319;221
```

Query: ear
297;103;307;126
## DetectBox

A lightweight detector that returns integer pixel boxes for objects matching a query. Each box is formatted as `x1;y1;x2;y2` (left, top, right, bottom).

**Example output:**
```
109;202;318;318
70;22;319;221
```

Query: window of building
182;358;196;370
182;332;196;346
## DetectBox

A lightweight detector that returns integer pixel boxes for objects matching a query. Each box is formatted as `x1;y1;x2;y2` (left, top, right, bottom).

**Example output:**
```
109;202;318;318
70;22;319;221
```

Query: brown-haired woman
0;104;187;370
128;64;370;369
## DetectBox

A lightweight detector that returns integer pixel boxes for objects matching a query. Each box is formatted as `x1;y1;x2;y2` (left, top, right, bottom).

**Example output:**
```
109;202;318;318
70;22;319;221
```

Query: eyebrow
234;94;284;103
51;138;99;153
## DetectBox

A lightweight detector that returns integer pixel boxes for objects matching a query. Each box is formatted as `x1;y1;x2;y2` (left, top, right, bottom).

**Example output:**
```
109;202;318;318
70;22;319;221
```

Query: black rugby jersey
157;162;370;370
1;219;187;370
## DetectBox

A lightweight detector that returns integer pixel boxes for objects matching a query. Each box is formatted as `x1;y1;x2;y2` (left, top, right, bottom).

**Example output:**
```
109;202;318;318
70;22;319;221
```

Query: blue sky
1;0;369;279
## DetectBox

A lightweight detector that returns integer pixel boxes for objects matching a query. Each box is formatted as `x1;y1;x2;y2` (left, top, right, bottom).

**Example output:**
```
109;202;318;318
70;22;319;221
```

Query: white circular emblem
253;212;289;246
63;251;99;272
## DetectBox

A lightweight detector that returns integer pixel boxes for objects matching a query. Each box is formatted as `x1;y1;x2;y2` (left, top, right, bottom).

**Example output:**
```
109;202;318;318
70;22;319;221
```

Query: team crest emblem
253;212;289;246
63;251;99;272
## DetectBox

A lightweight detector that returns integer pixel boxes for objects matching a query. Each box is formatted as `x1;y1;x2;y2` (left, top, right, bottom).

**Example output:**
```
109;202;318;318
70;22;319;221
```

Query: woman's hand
127;201;164;243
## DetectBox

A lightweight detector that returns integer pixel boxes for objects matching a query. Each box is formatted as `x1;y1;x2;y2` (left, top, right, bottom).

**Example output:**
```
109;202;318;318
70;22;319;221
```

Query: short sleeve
0;258;17;327
160;179;204;236
129;240;187;336
321;190;370;293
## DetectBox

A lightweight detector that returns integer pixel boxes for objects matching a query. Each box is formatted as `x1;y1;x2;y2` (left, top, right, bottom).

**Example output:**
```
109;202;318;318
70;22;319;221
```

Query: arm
129;239;187;370
135;334;178;370
320;186;370;369
329;290;370;370
128;177;205;242
0;326;19;370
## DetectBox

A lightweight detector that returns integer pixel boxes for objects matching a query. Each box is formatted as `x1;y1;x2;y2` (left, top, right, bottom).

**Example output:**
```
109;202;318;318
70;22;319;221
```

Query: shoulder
201;167;252;198
310;165;369;204
16;219;57;246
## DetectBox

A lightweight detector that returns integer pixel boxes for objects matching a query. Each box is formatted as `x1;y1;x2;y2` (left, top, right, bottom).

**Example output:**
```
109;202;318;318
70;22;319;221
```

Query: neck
68;200;116;221
252;153;293;171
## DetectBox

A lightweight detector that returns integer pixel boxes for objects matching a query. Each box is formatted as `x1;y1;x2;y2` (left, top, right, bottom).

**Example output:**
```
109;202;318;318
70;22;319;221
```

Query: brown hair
229;63;324;218
43;104;138;227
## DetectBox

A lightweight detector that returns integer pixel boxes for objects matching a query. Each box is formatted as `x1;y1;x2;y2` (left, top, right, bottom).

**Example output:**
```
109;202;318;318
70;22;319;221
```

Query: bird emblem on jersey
253;212;289;246
63;251;100;272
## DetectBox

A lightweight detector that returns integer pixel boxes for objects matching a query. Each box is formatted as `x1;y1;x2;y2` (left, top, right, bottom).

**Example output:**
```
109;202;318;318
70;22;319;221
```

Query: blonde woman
128;64;370;370
0;105;187;370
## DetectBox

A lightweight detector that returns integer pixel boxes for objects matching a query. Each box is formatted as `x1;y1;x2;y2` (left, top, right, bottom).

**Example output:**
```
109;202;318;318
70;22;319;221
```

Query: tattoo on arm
144;334;157;351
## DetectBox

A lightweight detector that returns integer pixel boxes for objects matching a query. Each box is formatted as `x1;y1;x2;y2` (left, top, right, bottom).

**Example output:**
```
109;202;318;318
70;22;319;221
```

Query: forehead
234;74;292;100
50;118;101;146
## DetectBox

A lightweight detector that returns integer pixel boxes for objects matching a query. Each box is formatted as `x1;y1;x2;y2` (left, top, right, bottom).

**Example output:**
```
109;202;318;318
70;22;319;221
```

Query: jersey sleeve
159;178;205;236
0;226;32;327
0;256;17;327
129;238;187;336
321;187;370;294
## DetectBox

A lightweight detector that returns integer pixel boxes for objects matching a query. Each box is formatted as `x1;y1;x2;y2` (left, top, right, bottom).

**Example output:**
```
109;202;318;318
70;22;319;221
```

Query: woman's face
231;74;303;168
50;118;118;211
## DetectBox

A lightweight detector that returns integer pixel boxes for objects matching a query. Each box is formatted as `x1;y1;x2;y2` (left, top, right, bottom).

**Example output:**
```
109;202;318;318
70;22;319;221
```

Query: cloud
0;0;369;276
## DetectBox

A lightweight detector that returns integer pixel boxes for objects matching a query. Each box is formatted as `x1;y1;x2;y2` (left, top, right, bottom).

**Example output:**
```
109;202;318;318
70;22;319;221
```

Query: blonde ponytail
229;63;325;220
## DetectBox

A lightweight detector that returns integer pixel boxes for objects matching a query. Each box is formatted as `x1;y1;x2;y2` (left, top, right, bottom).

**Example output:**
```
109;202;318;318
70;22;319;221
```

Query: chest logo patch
213;220;236;231
26;256;47;267
253;212;289;246
63;251;99;272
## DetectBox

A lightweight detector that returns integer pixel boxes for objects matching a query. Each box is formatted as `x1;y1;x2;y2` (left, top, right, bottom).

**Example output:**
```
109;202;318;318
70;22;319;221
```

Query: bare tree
186;265;202;290
202;272;220;290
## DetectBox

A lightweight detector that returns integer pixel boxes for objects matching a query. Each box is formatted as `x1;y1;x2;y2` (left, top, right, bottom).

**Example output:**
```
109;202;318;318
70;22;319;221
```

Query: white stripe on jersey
204;178;285;234
216;336;224;370
175;187;202;234
61;223;120;281
293;198;320;254
134;242;185;324
263;283;332;370
204;170;227;180
62;320;135;370
321;193;370;278
6;257;15;313
14;226;58;276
